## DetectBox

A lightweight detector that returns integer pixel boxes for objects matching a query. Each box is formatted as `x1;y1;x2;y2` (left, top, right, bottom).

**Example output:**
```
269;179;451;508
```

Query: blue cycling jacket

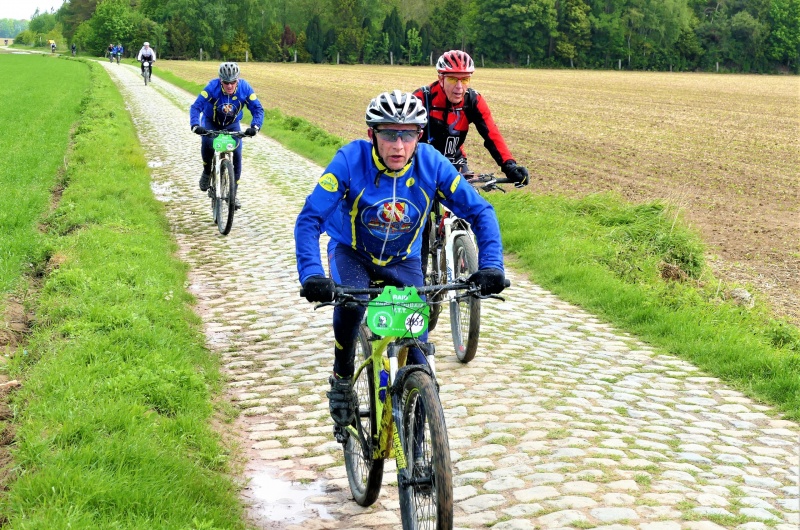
295;141;504;284
189;79;264;130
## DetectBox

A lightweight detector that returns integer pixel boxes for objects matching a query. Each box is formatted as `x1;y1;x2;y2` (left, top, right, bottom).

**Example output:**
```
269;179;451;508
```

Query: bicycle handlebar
465;173;515;193
199;130;248;139
300;279;511;306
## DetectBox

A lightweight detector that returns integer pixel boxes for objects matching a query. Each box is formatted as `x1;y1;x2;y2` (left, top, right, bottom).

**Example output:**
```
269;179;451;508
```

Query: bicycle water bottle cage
367;286;429;338
212;134;238;153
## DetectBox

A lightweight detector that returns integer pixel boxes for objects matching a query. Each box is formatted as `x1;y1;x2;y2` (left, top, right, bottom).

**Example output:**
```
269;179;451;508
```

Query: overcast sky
1;0;66;20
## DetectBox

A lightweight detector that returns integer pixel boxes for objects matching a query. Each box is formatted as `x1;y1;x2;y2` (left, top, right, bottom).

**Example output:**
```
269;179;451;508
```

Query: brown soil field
160;61;800;325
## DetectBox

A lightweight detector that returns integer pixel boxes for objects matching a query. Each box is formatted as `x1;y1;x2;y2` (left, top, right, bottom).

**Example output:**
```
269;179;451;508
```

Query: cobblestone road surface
101;62;799;530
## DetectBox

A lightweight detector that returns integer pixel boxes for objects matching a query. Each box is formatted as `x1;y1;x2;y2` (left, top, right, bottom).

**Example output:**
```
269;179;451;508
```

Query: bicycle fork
441;215;473;309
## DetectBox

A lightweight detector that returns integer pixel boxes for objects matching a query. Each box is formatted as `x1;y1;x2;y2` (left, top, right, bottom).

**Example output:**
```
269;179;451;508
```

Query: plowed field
160;61;799;325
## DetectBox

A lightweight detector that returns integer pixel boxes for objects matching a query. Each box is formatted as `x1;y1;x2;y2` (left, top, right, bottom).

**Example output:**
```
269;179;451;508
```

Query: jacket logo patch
221;103;234;115
318;173;338;192
362;199;420;241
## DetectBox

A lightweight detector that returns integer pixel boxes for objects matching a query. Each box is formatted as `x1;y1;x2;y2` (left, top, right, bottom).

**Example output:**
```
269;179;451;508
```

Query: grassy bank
155;65;799;420
0;55;88;297
2;56;247;528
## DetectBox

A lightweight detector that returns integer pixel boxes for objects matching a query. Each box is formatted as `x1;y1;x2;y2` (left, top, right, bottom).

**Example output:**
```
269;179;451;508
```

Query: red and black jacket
412;81;514;168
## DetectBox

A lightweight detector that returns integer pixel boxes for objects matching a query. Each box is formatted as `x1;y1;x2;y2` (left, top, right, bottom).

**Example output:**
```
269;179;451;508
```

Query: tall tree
305;14;325;62
382;7;404;62
469;0;558;64
429;0;466;53
555;0;592;65
766;0;800;69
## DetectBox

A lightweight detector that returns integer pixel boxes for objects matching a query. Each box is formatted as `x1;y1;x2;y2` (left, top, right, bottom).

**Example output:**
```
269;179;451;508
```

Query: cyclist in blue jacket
295;90;507;427
189;62;264;209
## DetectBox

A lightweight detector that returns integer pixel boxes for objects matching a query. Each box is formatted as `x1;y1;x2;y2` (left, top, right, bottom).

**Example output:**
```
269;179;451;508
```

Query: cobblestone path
101;62;799;530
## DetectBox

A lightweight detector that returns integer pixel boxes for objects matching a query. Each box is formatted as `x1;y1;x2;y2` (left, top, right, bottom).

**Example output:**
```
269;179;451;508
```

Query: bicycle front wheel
398;370;453;530
217;159;235;235
450;235;481;363
344;324;384;506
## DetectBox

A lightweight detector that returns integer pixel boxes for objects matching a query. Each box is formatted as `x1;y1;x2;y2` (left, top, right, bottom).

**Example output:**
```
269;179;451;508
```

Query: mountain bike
304;280;506;529
424;173;514;363
141;60;152;85
199;130;246;235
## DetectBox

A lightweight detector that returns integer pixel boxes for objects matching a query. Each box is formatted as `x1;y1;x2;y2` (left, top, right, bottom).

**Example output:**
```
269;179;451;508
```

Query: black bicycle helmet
218;62;240;83
365;90;427;128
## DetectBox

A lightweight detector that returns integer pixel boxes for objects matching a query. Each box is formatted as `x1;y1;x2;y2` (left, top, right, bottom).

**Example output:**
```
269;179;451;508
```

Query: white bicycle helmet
218;62;240;83
365;90;427;128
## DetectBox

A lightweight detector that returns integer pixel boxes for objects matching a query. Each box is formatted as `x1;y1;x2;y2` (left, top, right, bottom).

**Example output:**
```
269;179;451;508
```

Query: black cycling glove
302;276;336;303
192;125;208;135
468;268;506;296
244;127;258;137
501;160;530;188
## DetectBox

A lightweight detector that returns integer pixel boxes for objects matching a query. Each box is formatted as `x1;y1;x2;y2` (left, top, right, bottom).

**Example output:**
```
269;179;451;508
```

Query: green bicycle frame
347;286;431;464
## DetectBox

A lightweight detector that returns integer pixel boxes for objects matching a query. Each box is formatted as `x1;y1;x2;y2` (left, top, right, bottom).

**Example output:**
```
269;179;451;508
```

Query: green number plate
367;286;429;337
212;134;237;152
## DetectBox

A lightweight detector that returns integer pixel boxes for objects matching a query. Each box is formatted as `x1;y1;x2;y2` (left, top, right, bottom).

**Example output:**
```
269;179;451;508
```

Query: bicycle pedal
333;425;349;444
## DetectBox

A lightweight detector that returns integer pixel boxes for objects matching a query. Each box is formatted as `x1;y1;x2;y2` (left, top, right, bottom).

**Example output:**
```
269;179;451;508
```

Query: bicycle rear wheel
398;370;453;530
217;159;235;235
344;324;384;506
450;234;480;363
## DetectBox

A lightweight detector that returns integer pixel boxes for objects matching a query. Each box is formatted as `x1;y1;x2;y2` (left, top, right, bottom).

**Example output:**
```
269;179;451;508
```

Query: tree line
8;0;800;73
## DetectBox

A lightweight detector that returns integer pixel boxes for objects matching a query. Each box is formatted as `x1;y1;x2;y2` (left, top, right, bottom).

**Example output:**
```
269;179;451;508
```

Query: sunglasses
221;80;238;86
443;76;471;86
374;128;420;143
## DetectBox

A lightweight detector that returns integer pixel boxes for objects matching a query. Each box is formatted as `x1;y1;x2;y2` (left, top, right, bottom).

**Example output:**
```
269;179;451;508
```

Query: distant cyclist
412;50;529;186
189;62;264;210
71;43;76;56
136;41;156;75
50;41;56;53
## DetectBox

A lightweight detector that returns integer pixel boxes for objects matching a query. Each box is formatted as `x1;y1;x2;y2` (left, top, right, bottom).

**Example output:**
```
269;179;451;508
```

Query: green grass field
0;55;88;297
0;55;247;529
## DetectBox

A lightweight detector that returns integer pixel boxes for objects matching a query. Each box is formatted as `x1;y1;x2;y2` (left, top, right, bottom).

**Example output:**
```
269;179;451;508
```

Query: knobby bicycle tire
217;158;235;235
398;370;453;530
450;235;480;363
344;324;384;506
144;67;149;85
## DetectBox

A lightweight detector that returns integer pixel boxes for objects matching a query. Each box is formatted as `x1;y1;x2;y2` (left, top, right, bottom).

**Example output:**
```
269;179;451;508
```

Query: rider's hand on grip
302;276;336;303
501;160;530;188
468;268;506;296
192;125;208;135
244;127;258;137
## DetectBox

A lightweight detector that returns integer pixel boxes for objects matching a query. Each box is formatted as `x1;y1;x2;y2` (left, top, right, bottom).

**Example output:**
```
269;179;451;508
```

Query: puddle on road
245;468;333;524
150;180;174;202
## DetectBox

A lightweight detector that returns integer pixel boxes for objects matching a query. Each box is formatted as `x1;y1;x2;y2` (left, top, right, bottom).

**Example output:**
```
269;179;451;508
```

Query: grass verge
0;54;88;297
155;67;800;420
2;57;247;528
